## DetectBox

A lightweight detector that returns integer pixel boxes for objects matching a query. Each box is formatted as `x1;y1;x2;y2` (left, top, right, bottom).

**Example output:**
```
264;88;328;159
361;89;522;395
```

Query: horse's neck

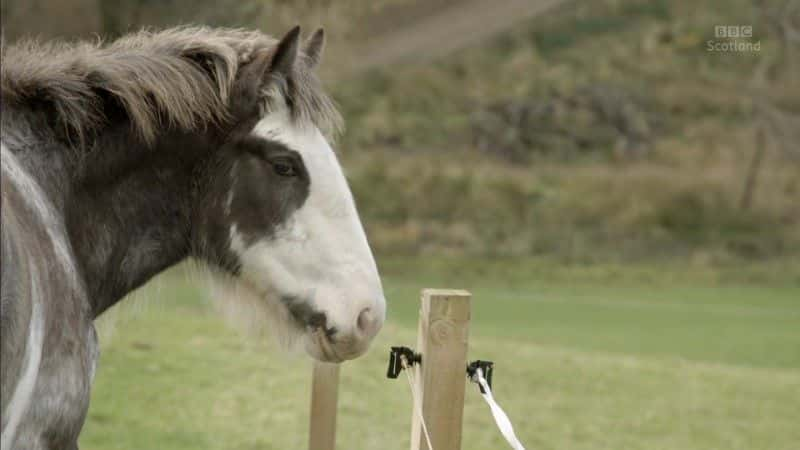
68;130;212;317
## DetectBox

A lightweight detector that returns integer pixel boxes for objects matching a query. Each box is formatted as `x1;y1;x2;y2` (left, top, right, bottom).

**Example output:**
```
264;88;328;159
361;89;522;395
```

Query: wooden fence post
309;361;340;450
410;289;472;450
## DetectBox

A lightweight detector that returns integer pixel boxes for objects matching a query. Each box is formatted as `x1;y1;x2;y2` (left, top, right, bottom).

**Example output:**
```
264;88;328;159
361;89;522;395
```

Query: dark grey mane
0;26;342;146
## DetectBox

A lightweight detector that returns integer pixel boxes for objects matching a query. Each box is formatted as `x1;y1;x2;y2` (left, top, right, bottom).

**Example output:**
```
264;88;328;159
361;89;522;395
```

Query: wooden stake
309;361;340;450
410;289;472;450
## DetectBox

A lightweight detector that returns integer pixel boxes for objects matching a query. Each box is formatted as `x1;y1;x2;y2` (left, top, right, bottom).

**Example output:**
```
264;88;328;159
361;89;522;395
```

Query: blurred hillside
2;0;799;265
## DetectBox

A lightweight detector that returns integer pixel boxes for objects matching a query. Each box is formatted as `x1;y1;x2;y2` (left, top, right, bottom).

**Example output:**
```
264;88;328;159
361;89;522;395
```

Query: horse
0;25;386;449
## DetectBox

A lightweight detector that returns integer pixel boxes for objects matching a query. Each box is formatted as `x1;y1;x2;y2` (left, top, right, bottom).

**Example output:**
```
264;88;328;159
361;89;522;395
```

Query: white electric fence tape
473;368;526;450
401;356;435;450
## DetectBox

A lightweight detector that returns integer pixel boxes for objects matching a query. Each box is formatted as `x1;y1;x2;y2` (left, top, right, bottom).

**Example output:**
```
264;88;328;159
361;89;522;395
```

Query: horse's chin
205;269;373;362
303;329;344;363
303;327;370;363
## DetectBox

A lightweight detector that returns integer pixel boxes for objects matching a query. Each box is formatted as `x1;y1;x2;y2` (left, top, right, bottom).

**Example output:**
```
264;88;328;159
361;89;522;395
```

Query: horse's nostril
356;307;378;336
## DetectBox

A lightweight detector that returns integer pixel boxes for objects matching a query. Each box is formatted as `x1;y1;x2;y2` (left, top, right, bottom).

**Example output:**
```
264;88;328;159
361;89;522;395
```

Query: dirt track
330;0;570;80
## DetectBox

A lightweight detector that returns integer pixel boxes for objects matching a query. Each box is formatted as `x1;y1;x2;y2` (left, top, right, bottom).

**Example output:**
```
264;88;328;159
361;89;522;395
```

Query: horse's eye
272;159;297;177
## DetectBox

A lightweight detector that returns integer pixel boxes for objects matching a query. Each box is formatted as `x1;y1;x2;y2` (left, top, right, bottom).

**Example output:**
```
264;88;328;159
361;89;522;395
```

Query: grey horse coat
1;144;97;450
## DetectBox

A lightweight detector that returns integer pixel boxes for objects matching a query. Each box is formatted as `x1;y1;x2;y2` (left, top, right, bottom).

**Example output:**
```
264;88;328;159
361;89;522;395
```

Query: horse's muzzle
305;302;384;362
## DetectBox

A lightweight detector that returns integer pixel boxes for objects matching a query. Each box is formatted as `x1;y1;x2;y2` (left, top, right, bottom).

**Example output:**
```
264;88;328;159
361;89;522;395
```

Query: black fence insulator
386;346;422;379
466;360;494;394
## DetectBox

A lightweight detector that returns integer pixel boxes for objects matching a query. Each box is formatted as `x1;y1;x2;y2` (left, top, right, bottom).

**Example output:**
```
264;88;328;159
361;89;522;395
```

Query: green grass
79;259;800;450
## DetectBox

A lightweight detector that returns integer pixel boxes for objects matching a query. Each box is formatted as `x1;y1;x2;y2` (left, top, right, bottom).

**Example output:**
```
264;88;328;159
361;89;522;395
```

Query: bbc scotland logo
714;25;753;38
708;25;760;52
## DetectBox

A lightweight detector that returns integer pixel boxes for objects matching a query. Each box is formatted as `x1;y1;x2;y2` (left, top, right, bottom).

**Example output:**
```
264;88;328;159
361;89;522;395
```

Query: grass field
79;258;800;450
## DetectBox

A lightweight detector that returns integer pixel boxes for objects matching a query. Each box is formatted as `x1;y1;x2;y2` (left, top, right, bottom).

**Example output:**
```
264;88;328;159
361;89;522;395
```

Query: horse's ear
304;28;325;69
270;25;301;78
224;26;300;135
237;49;273;90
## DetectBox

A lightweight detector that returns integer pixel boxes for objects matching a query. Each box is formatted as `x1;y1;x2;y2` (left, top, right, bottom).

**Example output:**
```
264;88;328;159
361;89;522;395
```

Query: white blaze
225;109;385;361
